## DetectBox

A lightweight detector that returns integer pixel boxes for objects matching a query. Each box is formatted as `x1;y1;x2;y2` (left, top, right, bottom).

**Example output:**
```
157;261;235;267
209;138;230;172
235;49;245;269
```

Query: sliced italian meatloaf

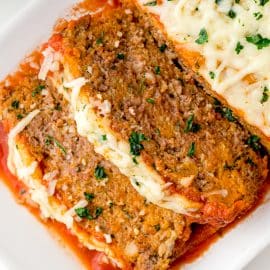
40;0;269;226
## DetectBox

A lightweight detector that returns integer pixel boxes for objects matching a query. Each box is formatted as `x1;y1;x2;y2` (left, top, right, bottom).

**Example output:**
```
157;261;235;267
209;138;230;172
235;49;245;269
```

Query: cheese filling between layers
138;0;270;139
6;112;122;268
57;75;201;216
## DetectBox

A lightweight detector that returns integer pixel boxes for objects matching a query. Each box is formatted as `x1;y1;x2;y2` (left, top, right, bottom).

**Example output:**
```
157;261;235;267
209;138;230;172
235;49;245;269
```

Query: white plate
0;1;270;269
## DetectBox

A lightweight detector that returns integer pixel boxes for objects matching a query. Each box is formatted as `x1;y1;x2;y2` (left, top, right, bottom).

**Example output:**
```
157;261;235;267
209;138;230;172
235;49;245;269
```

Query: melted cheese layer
58;76;201;216
138;0;270;139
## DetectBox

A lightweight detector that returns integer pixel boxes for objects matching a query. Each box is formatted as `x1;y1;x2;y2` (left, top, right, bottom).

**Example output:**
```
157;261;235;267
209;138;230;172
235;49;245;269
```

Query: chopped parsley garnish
247;135;261;151
55;103;62;111
84;192;95;201
117;53;125;60
214;99;237;122
45;135;67;155
260;0;269;6
146;98;155;104
246;34;270;50
215;0;223;4
143;1;157;6
101;134;107;141
96;32;104;45
253;12;263;20
94;207;103;218
159;44;167;52
227;9;237;19
209;71;215;79
132;157;139;164
32;85;45;97
109;202;114;208
235;41;244;54
11;100;20;109
184;114;201;133
154;66;161;75
135;180;140;186
235;0;240;3
222;108;237;122
17;114;23;120
94;165;107;180
75;206;103;220
129;131;146;156
75;207;93;219
195;28;208;45
261;86;269;104
187;142;195;157
154;224;161;231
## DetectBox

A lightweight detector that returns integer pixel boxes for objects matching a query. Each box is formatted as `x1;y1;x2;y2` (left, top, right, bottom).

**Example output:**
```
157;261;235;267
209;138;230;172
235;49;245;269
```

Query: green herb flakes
75;207;93;220
94;207;103;218
222;108;237;122
45;135;66;155
143;1;157;6
227;9;237;19
32;85;45;97
146;98;155;104
260;0;269;6
209;71;215;79
94;165;107;180
184;114;201;133
129;131;146;156
187;142;195;157
235;41;244;54
96;32;104;45
75;206;103;220
117;53;125;60
246;34;270;50
11;100;20;109
101;134;107;141
261;86;269;104
132;157;139;164
154;66;161;75
84;192;95;201
214;99;237;122
247;135;261;151
253;12;263;20
159;44;167;52
195;28;208;45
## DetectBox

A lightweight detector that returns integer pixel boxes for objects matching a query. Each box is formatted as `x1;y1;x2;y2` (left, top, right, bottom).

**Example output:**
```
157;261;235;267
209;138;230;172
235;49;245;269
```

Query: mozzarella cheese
138;0;270;139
